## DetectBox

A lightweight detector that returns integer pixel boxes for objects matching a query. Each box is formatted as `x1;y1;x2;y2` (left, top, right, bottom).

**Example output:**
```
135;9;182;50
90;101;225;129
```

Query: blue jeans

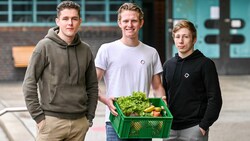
106;122;152;141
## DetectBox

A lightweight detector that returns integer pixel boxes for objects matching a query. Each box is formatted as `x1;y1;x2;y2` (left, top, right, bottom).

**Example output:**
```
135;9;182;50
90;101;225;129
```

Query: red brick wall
0;26;121;81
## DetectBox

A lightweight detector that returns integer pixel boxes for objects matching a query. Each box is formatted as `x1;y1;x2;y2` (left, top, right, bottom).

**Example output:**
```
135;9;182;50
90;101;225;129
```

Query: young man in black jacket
163;20;222;141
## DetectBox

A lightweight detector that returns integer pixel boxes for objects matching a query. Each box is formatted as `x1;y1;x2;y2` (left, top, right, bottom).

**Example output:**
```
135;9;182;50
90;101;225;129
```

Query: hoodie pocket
49;85;88;112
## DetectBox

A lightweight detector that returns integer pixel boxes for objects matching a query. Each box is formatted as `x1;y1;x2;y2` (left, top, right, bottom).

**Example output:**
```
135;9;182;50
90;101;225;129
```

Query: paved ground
0;75;250;141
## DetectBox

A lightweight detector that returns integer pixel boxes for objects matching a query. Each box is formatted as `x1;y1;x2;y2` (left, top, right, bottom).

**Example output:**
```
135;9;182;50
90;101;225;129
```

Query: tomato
153;111;161;117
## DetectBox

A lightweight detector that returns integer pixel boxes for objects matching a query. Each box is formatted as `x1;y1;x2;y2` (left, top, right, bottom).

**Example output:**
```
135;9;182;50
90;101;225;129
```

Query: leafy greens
116;91;150;116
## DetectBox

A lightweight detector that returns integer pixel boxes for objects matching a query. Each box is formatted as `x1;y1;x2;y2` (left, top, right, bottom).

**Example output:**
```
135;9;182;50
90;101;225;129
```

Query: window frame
0;0;141;27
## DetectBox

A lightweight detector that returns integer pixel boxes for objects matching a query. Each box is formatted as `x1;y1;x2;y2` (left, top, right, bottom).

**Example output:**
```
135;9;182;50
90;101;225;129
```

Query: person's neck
178;49;194;58
120;37;140;47
58;32;74;45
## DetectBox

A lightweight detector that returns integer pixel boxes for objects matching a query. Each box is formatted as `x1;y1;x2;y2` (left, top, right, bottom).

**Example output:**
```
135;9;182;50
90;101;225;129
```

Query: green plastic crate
109;98;173;139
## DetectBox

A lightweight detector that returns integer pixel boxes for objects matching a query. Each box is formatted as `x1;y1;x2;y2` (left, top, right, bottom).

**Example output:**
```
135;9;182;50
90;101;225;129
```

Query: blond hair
172;20;197;40
117;3;144;21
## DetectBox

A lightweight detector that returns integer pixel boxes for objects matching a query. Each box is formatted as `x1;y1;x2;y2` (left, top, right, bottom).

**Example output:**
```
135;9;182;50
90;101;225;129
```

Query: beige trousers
36;116;89;141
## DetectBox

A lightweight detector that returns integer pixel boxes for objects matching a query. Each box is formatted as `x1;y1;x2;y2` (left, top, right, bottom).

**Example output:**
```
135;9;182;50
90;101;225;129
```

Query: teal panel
173;0;197;22
196;0;219;58
172;0;219;58
230;0;250;58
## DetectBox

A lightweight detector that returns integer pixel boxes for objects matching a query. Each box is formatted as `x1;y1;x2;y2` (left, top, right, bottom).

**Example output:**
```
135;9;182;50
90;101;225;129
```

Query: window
0;0;141;27
12;0;33;22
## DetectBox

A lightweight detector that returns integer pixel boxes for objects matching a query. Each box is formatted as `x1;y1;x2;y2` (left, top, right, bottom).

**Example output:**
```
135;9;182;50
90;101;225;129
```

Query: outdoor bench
12;46;34;67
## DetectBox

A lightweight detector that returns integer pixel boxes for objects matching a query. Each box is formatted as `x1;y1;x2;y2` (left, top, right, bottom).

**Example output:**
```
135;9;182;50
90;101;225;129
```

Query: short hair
56;1;81;18
172;20;197;39
117;3;144;21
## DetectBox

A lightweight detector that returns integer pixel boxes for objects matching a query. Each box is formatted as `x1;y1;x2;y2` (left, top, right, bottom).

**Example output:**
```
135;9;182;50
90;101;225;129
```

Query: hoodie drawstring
66;45;80;84
74;46;80;84
67;46;70;76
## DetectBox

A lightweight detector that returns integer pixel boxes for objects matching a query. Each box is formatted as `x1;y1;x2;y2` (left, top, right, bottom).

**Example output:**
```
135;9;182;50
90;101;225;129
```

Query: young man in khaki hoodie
23;1;98;141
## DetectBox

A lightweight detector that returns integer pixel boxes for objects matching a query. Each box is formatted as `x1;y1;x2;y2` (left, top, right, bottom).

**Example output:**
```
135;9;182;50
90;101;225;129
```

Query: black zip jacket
163;50;222;131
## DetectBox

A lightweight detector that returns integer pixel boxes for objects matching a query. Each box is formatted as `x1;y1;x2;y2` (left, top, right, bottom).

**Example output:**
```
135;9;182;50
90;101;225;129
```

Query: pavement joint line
0;113;35;141
0;117;13;141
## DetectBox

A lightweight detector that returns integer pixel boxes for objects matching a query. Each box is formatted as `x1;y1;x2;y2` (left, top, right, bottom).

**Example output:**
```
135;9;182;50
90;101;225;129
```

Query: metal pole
0;107;27;116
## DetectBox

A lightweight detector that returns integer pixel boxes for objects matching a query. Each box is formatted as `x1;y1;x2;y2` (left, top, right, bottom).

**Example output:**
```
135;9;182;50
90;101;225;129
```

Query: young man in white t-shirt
95;3;166;141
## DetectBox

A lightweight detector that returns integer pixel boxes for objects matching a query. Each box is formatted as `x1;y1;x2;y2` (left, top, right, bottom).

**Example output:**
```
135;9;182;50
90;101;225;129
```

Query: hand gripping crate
109;98;173;139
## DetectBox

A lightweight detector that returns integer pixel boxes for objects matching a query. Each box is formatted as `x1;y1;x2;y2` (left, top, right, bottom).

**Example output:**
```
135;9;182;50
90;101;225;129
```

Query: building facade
165;0;250;75
0;0;166;81
1;0;249;81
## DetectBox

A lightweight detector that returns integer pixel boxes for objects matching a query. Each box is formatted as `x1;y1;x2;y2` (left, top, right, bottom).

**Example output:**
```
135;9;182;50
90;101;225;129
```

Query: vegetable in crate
143;105;164;117
116;91;150;116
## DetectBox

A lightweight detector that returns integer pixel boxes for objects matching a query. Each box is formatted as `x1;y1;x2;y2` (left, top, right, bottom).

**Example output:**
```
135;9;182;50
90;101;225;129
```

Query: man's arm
151;73;167;103
85;56;99;123
96;67;118;116
96;67;106;104
22;48;45;124
199;60;222;131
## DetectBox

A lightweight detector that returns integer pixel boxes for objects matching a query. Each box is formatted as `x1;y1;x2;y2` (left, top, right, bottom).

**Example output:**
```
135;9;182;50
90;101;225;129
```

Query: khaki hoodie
23;26;98;124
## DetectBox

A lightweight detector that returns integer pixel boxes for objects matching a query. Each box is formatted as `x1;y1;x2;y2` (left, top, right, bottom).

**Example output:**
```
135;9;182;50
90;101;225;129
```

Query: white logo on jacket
184;73;189;78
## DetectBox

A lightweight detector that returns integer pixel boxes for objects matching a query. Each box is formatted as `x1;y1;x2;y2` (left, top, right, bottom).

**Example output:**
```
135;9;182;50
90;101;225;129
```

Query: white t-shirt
95;40;163;121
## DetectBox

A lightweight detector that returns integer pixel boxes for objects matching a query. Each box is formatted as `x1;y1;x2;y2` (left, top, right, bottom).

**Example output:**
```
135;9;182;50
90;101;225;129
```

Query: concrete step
0;113;35;141
0;126;9;141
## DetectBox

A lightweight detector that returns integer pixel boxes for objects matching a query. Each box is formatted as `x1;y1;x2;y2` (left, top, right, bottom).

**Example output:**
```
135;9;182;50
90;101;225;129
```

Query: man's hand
161;96;167;105
37;120;45;130
200;127;206;136
106;97;118;116
88;120;93;127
